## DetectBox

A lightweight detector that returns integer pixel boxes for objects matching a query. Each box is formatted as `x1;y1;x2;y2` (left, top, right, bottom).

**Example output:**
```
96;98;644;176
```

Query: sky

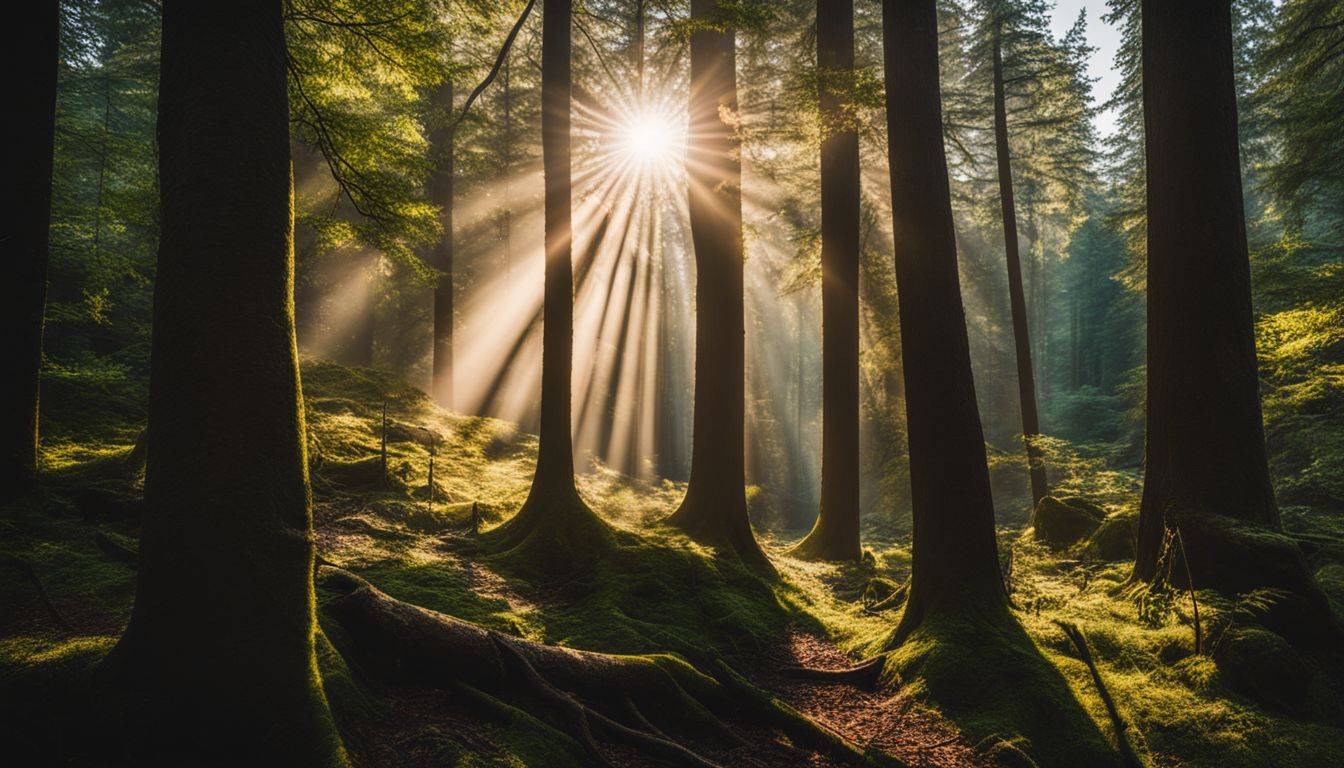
1048;0;1123;139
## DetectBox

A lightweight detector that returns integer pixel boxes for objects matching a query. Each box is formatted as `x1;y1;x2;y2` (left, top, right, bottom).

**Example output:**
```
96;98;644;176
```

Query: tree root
318;566;895;767
0;551;79;634
779;656;886;690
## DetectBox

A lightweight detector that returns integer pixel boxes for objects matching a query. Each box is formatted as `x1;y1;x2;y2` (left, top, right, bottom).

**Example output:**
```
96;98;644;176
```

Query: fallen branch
1055;621;1143;768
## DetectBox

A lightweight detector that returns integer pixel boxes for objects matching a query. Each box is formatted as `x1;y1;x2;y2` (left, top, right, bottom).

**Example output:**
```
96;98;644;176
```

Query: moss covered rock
1032;496;1106;548
1213;627;1311;713
1176;511;1341;643
1084;512;1138;561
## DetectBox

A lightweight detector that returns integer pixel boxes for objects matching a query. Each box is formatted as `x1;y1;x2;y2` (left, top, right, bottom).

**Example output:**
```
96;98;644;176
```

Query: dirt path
746;630;995;768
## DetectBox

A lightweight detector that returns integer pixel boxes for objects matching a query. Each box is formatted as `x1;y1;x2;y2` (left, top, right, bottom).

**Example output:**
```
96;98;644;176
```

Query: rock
1032;496;1105;548
1084;512;1138;561
1213;627;1312;713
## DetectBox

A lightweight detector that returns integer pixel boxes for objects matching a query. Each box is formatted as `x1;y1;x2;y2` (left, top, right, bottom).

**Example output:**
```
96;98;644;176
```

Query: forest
2;0;1343;766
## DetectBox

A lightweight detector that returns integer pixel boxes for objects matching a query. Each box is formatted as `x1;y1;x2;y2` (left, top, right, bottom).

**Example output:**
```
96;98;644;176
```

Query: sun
619;110;679;167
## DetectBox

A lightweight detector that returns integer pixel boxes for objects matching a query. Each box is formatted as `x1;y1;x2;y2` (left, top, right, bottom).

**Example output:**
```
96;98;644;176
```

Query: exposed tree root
93;530;138;570
779;656;886;690
0;551;78;633
318;566;893;767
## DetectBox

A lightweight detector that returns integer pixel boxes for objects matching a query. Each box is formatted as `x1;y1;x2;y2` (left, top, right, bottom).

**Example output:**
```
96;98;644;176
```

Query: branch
451;0;538;133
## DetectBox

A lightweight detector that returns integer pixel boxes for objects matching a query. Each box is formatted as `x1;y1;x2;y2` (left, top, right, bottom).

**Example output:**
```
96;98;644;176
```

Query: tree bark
1;0;57;494
991;17;1049;509
100;2;348;763
428;80;455;408
666;0;766;565
1133;0;1277;580
534;0;577;497
792;0;861;561
883;0;1007;639
489;0;610;555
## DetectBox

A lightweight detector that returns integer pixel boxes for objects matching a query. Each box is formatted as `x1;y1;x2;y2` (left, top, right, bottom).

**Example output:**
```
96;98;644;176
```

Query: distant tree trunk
428;80;455;408
100;2;348;763
341;268;377;367
490;0;609;553
666;0;765;565
991;17;1048;510
792;0;861;561
1;1;57;494
1132;2;1333;636
884;0;1007;639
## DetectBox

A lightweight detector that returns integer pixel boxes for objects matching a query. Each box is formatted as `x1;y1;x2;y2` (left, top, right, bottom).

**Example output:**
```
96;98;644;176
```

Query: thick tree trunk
1134;0;1277;577
883;0;1007;639
100;3;348;763
428;80;455;408
792;0;861;561
1133;0;1338;642
1;1;57;494
666;0;766;565
991;19;1049;510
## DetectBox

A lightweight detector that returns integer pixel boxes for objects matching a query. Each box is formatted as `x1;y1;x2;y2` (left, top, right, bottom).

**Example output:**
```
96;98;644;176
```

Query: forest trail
752;631;991;768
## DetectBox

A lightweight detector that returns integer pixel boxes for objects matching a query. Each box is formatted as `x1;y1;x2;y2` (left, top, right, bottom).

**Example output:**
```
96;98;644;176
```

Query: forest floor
3;359;1344;767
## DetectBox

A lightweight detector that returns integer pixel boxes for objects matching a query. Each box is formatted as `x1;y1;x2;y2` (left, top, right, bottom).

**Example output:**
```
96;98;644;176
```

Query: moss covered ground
3;359;1343;766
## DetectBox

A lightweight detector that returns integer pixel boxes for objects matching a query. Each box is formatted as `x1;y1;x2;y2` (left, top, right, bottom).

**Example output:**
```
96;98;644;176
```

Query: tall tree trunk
1132;2;1333;638
533;0;578;500
991;18;1048;510
792;0;861;561
490;0;609;553
100;2;348;762
1;0;57;494
884;0;1007;639
666;0;765;565
428;80;455;408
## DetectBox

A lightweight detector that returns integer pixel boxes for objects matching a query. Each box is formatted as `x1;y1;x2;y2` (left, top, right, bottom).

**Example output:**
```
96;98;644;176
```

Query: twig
1055;621;1143;768
1173;526;1202;654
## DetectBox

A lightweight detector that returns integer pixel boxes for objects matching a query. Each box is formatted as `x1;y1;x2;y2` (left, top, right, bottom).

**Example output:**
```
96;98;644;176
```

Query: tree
883;0;1006;640
427;79;455;407
488;0;611;556
99;2;348;762
1134;0;1336;640
988;2;1048;508
791;0;861;561
666;0;767;565
2;1;58;494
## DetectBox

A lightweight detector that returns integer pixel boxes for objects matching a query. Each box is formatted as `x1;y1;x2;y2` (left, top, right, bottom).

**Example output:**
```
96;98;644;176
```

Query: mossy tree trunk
666;0;766;566
792;0;861;561
991;14;1048;510
1133;1;1338;641
100;2;347;763
428;79;455;409
1;1;57;495
883;0;1008;640
491;0;609;554
1134;0;1280;577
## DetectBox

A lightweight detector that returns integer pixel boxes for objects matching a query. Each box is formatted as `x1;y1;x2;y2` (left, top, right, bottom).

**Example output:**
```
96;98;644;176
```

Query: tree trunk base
1144;510;1342;645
